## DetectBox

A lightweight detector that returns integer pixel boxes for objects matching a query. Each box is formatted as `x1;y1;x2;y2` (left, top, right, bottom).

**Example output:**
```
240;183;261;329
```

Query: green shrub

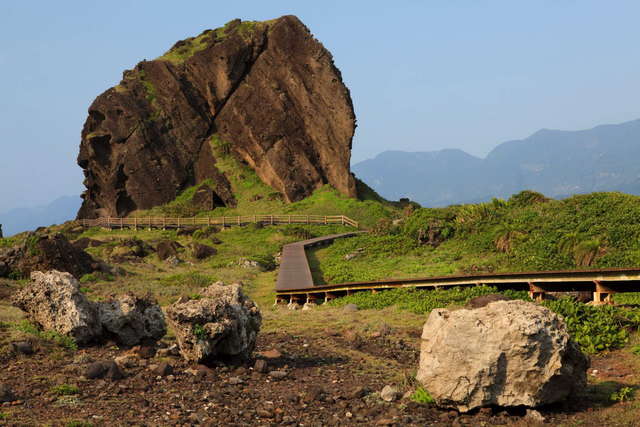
50;384;80;396
79;272;114;283
411;386;435;404
610;386;634;402
161;272;214;288
193;324;208;340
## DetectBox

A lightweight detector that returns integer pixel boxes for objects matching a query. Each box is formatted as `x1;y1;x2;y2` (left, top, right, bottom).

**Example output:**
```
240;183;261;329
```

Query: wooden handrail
79;214;360;230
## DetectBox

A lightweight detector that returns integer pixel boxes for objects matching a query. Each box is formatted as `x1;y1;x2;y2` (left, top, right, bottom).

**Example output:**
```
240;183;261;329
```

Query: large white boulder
417;299;589;412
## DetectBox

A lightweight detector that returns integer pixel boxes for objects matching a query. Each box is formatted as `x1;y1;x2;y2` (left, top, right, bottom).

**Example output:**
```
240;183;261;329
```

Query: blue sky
1;1;639;212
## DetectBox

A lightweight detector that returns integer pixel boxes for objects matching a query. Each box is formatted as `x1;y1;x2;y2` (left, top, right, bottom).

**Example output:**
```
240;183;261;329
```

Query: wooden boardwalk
80;214;358;230
276;232;362;291
275;234;640;305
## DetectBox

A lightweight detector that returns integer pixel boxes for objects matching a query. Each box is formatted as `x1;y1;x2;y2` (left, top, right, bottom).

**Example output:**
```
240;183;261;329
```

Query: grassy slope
138;134;399;228
311;191;640;284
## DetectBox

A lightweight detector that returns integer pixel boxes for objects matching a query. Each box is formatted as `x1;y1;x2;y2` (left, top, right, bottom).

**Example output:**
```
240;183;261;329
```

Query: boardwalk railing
80;214;359;229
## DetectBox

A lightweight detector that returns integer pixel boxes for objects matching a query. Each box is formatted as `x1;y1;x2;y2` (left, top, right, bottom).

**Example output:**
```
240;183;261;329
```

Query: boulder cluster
11;271;261;364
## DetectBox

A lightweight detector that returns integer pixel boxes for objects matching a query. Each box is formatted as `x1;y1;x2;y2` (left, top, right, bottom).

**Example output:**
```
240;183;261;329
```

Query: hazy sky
1;1;639;212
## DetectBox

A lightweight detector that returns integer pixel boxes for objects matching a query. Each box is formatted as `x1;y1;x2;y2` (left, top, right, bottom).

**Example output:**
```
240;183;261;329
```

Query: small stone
254;359;269;373
0;384;16;403
302;302;316;311
131;345;157;359
348;386;367;399
228;377;243;385
84;362;108;379
104;361;125;380
152;362;173;377
11;341;34;355
259;349;282;359
268;370;288;379
73;353;93;365
380;385;400;402
114;355;137;369
526;409;545;423
256;408;274;418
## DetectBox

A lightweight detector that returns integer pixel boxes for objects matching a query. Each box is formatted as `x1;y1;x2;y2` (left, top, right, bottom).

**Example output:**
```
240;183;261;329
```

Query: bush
411;386;435;404
610;386;634;402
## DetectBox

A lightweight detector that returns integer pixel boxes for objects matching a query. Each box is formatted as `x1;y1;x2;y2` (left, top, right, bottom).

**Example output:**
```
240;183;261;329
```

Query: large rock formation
98;293;167;346
165;282;261;363
77;16;357;218
416;300;589;412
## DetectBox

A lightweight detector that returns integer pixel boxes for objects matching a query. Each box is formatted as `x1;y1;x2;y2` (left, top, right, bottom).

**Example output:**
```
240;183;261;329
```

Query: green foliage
411;386;435;404
79;272;114;283
328;285;528;314
249;254;277;271
66;422;93;427
161;272;214;288
631;345;640;356
24;234;41;256
610;387;635;402
193;324;208;340
541;299;639;354
508;190;549;207
0;412;9;420
13;321;78;351
50;384;80;396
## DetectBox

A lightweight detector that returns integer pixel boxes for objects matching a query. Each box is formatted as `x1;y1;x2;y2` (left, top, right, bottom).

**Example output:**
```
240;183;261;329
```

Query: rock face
416;300;589;412
77;16;357;218
12;270;166;346
0;233;98;279
12;271;102;344
165;282;261;363
98;293;166;346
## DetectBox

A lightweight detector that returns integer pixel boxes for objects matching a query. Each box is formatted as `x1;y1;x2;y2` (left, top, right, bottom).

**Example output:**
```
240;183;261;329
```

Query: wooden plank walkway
274;232;640;305
275;232;362;291
80;214;358;230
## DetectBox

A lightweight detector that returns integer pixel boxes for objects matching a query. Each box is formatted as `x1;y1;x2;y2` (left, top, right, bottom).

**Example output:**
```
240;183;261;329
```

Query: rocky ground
2;305;640;426
2;225;640;426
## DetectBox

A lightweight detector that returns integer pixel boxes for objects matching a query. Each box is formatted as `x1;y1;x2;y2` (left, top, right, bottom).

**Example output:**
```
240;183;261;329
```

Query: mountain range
0;196;82;237
353;119;640;206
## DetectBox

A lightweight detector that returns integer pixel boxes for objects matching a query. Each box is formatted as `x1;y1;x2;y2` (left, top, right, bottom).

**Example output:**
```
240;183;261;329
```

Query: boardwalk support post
593;280;613;305
528;282;545;302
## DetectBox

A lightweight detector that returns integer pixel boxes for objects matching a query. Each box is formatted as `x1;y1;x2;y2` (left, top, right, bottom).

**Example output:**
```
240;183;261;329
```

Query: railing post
222;216;226;227
207;217;211;226
324;216;327;224
162;217;166;230
306;215;309;224
270;215;274;225
341;216;345;226
238;216;241;226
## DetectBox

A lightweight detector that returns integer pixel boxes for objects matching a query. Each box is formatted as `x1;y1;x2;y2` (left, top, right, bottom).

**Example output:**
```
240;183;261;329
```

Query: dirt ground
2;304;640;426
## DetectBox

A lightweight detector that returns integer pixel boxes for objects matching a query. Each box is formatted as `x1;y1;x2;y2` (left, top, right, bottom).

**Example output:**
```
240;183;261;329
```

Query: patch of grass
411;386;435;404
50;384;80;396
158;31;213;64
0;412;9;420
161;272;214;288
79;272;114;283
13;321;78;351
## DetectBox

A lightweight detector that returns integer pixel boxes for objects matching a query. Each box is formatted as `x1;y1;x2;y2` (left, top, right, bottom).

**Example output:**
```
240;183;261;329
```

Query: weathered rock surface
12;270;166;347
77;15;357;219
165;282;261;363
0;233;98;279
416;300;589;412
97;293;166;346
11;271;102;344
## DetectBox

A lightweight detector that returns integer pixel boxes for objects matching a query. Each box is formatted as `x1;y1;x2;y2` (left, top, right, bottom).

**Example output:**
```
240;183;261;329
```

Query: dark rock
11;341;34;355
71;237;103;250
0;384;16;403
268;370;288;379
97;294;166;346
0;233;98;279
156;240;182;261
190;243;217;260
84;362;108;379
192;184;226;211
104;361;125;380
177;227;198;236
77;16;357;219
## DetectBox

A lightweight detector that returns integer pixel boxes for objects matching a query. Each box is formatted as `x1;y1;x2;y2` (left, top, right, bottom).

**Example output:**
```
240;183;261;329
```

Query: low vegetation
312;191;640;283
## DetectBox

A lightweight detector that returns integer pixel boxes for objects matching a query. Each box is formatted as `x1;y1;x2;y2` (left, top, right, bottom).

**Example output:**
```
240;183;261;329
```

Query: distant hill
0;196;82;237
353;119;640;206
